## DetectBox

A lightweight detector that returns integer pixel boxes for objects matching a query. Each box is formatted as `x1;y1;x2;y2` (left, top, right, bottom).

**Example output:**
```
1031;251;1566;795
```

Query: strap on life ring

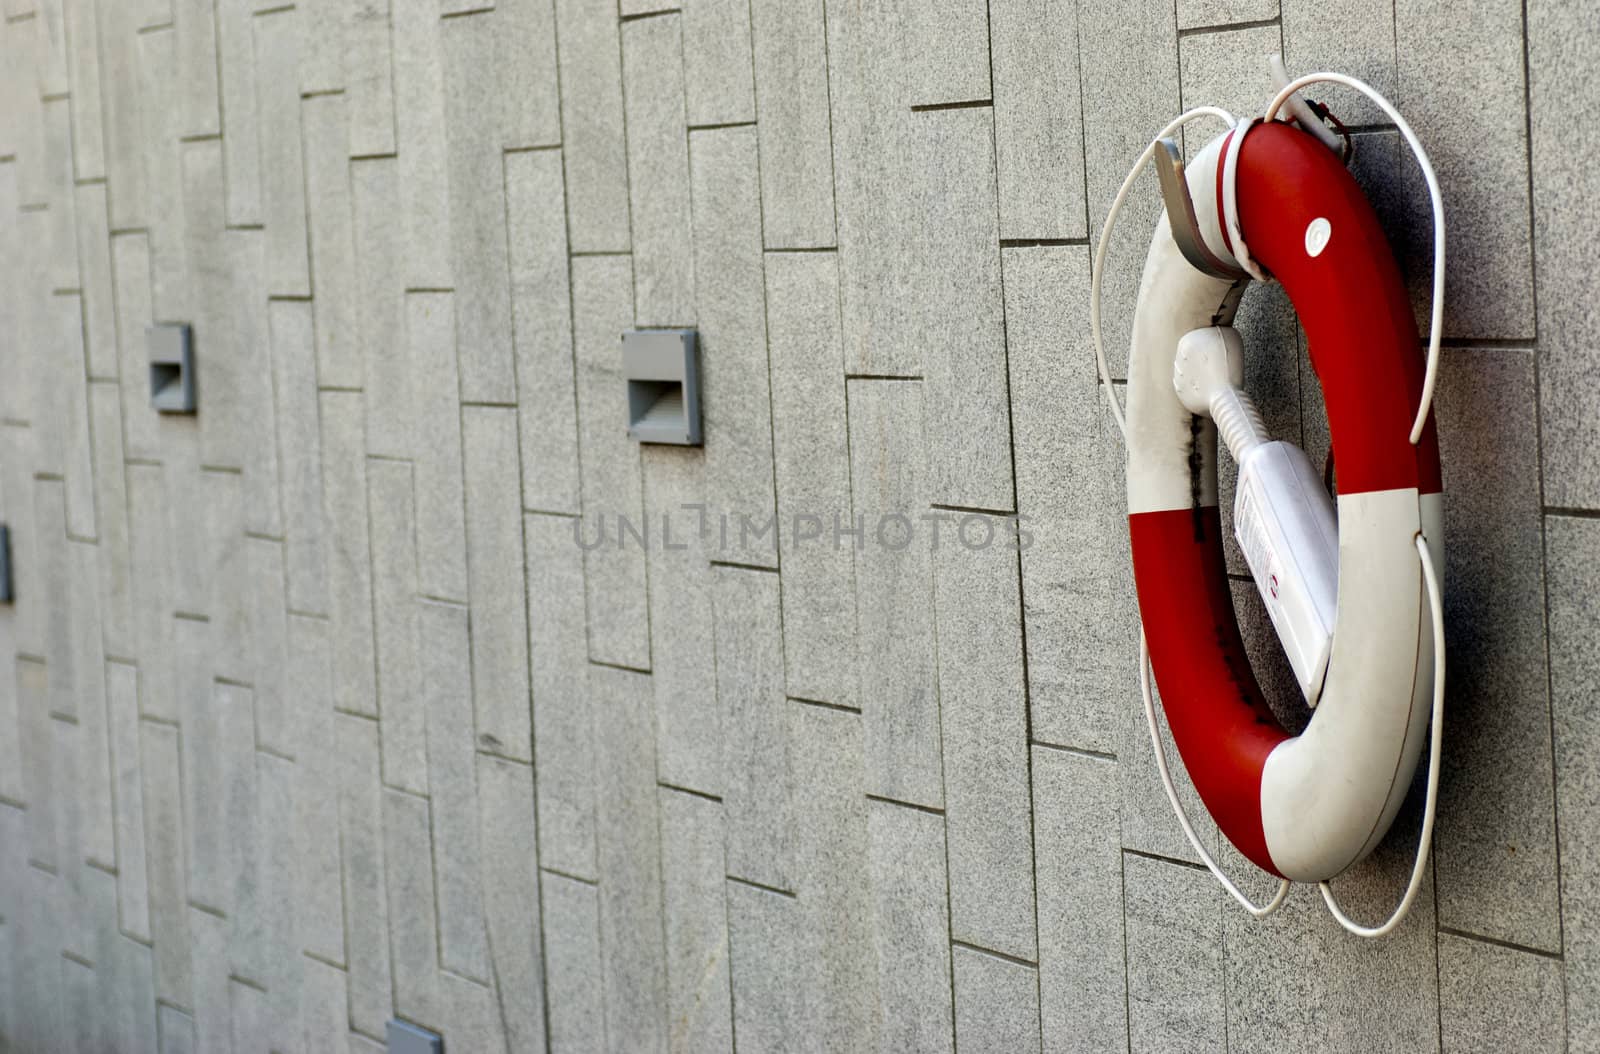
1089;66;1448;936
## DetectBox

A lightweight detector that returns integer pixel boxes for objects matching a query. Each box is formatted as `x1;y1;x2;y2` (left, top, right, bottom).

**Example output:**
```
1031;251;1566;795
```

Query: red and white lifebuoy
1093;69;1449;922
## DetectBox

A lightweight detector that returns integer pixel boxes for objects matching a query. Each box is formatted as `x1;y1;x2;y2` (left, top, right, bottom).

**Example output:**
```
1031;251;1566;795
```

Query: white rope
1253;73;1447;445
1139;630;1292;919
1317;532;1446;937
1090;106;1238;443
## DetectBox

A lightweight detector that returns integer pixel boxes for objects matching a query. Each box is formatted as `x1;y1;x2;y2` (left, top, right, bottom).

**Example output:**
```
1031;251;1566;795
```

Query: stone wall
0;0;1596;1050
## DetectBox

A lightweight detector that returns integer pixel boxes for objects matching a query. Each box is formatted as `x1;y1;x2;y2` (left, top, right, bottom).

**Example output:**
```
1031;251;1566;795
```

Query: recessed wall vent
622;328;701;446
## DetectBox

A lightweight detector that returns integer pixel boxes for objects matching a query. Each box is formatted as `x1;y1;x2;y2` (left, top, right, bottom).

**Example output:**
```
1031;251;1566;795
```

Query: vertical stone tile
48;295;98;542
542;872;605;1054
821;0;908;377
303;92;363;389
866;801;954;1053
367;460;426;794
288;614;346;968
216;0;261;225
351;157;410;459
1547;514;1600;1046
1220;816;1439;1052
991;0;1086;240
336;713;392;1035
462;406;533;760
0;605;17;808
174;615;224;911
1177;0;1278;28
37;482;74;727
690;126;778;567
526;512;599;880
253;6;311;297
1438;935;1566;1053
790;703;880;1050
1395;0;1532;339
112;233;160;463
766;252;855;707
222;229;281;536
552;0;630;253
98;0;149;231
407;291;469;603
901;2;989;105
1003;246;1135;754
61;955;104;1054
419;599;490;983
393;0;453;288
138;23;187;325
217;687;264;976
657;788;733;1054
438;20;515;405
1529;5;1600;509
1077;0;1179;380
75;182;118;380
155;447;205;626
1177;23;1280;144
506;147;581;515
476;754;547;1053
936;526;1036;961
231;979;274;1054
203;470;251;684
252;751;305;1054
623;14;696;326
125;466;175;726
319;391;378;717
439;2;562;385
749;0;834;249
64;0;105;180
847;378;941;807
51;713;94;961
158;1005;196;1054
173;0;218;136
90;867;160;1054
88;384;133;659
712;566;795;892
68;542;114;870
346;0;397;157
952;946;1041;1054
7;852;69;1051
725;880;802;1052
682;0;755;126
270;299;330;617
590;664;668;1051
1283;0;1394;122
1123;853;1224;1052
245;538;291;758
1431;350;1559;951
141;719;193;1009
641;448;719;794
913;109;1014;510
383;787;444;1032
437;972;508;1054
1117;666;1217;864
1031;746;1126;1053
188;905;233;1053
571;255;650;668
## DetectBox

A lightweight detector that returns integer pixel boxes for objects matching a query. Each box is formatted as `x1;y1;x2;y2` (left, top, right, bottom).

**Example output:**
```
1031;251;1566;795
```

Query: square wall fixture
622;328;701;445
147;323;196;413
0;524;11;604
386;1019;443;1054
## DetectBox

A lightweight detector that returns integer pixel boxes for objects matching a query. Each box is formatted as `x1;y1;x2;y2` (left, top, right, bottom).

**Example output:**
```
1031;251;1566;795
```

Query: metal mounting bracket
1154;137;1248;282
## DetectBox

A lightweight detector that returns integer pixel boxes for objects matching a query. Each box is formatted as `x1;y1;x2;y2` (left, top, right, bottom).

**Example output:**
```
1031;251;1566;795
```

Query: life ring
1122;117;1444;884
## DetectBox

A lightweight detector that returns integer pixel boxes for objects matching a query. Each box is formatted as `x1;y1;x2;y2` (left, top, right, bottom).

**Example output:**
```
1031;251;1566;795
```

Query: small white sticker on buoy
1305;217;1332;257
